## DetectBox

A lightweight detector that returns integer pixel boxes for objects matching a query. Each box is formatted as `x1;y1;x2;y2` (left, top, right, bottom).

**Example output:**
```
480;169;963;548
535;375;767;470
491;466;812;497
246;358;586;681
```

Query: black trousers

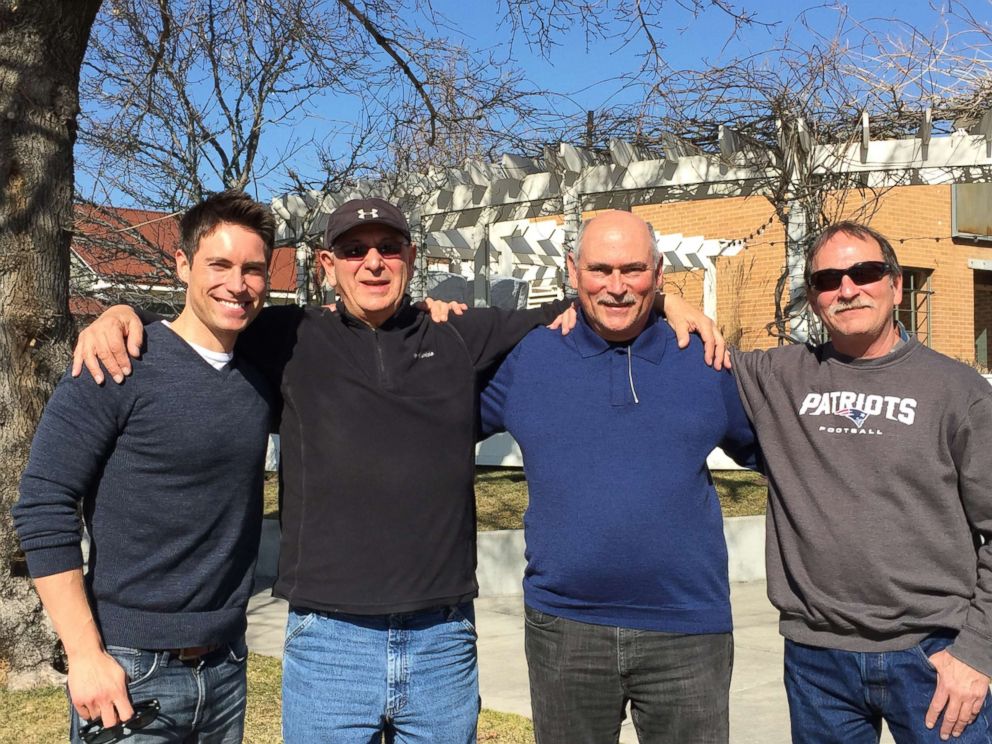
525;606;733;744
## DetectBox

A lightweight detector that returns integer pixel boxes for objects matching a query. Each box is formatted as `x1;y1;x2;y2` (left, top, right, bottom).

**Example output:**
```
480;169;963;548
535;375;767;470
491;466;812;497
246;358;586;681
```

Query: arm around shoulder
452;298;572;371
72;304;147;384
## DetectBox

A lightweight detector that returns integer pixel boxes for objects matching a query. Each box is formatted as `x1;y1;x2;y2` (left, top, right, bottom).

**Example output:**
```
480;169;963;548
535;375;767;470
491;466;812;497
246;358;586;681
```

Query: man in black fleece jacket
13;190;275;743
73;198;721;743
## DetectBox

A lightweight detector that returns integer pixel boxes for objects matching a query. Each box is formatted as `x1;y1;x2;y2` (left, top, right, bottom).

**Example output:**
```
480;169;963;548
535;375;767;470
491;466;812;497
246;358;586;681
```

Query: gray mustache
829;300;873;316
597;296;637;307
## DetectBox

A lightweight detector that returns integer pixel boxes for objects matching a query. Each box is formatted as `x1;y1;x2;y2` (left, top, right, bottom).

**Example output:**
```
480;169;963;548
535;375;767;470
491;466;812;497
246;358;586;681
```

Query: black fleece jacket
238;296;567;614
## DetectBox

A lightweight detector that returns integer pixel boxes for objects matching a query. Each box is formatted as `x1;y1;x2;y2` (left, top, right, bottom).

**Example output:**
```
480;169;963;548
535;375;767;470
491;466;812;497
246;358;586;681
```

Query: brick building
628;183;992;367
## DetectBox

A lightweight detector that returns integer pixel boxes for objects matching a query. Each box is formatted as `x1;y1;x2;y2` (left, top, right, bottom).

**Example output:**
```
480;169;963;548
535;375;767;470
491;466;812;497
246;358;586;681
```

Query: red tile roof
69;294;108;318
73;204;178;285
73;204;298;293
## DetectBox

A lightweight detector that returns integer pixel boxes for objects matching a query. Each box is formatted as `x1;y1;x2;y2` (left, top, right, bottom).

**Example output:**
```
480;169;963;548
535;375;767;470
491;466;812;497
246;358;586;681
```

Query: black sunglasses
332;241;407;261
807;261;893;292
79;699;161;744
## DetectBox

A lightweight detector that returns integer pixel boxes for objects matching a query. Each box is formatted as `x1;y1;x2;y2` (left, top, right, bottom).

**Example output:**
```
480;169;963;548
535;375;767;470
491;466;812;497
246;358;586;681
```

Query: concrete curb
256;515;766;594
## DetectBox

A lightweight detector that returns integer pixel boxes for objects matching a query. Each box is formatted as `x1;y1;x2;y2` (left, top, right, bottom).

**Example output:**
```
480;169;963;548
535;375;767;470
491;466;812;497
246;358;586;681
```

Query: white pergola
271;110;992;318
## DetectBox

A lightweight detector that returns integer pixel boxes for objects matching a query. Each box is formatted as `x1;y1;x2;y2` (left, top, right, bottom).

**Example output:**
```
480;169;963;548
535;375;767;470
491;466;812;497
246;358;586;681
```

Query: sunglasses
79;699;160;744
332;241;408;261
807;261;893;292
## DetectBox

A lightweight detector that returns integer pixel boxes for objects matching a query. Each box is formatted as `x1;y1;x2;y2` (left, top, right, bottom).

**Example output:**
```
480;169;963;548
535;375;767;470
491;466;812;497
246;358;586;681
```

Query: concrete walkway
247;579;895;743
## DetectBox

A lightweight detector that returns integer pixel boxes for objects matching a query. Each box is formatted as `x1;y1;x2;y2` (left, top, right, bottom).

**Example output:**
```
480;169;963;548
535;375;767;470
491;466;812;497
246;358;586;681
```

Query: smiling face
318;223;416;327
173;222;268;352
567;211;663;343
808;230;903;358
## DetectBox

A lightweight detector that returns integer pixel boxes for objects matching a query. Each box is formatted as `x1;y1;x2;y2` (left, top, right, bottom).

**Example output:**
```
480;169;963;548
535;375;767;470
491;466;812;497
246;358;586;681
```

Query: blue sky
76;1;985;206
434;1;966;120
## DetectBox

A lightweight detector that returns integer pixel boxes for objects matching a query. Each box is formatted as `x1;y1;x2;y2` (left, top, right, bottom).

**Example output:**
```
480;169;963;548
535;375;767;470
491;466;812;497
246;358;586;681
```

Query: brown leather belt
168;644;222;661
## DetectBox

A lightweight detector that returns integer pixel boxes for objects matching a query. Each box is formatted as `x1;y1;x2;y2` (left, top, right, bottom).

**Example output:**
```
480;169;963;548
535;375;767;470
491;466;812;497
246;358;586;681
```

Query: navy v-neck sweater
14;322;273;648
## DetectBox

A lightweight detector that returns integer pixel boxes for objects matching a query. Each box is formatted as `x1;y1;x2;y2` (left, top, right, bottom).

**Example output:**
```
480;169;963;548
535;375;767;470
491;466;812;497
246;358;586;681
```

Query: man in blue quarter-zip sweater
13;191;275;743
480;210;759;744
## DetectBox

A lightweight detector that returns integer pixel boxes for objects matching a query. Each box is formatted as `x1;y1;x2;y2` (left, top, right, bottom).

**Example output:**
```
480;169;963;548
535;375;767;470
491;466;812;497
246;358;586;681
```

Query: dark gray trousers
525;606;733;744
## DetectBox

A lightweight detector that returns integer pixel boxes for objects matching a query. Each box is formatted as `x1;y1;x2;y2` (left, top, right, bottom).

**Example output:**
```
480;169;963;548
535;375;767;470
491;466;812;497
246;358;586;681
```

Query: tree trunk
0;0;101;688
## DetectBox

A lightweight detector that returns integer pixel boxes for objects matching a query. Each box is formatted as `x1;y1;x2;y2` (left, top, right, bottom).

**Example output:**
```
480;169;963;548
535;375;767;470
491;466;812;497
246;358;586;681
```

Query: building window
894;268;932;347
975;270;992;369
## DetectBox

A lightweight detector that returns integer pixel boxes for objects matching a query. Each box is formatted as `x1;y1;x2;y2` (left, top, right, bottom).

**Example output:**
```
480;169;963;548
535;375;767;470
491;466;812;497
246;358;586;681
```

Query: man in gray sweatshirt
728;222;992;743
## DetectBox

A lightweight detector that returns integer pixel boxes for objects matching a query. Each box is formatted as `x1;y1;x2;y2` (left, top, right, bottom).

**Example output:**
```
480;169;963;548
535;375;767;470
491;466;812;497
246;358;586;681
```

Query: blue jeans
282;603;480;743
525;606;733;744
785;634;992;743
68;638;248;743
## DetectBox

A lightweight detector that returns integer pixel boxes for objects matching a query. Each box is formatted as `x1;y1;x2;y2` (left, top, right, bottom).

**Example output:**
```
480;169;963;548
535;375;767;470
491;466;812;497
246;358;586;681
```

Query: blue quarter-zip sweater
480;311;759;633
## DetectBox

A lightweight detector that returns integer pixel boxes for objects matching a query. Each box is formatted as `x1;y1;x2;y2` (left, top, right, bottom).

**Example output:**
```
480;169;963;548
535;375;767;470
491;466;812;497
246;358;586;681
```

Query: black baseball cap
323;198;411;248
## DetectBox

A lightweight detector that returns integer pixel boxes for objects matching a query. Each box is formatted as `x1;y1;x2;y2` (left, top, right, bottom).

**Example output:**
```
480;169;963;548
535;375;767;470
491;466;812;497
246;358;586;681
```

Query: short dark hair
804;221;901;287
179;189;275;263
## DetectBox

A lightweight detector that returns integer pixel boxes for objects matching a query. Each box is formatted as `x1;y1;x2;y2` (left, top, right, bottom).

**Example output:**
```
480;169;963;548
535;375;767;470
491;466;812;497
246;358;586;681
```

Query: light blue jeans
785;632;992;743
68;638;248;744
282;603;480;743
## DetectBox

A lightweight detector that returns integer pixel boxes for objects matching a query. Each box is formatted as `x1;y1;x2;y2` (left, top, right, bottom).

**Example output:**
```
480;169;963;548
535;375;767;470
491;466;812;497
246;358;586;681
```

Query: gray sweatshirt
733;338;992;674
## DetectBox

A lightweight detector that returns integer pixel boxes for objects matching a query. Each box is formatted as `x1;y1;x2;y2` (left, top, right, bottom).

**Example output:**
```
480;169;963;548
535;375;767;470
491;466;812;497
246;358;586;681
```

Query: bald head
566;210;664;343
573;211;660;267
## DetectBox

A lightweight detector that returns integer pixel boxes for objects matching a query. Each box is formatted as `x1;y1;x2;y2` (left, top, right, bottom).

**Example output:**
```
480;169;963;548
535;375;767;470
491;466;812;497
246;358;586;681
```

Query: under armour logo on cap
323;198;411;248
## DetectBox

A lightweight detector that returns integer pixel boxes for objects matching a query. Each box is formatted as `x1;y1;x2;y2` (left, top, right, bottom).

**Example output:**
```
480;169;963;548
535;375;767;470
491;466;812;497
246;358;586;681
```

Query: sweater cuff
947;626;992;678
24;545;84;579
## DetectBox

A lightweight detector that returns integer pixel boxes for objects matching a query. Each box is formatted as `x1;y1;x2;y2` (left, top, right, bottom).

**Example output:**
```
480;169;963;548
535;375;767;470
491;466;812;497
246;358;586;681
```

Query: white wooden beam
919;108;932;147
609;139;654;166
661;132;704;164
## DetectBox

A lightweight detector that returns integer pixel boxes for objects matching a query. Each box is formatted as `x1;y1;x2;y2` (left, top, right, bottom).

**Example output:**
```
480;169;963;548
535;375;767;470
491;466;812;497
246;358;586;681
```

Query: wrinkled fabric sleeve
450;299;571;374
946;393;992;675
728;347;775;424
479;343;525;439
717;368;761;471
12;372;127;578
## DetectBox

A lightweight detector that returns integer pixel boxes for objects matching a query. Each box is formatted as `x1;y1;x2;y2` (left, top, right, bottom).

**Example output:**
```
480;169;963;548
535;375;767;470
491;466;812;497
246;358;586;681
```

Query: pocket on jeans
227;635;249;664
105;646;159;688
524;606;561;629
284;609;317;648
910;633;955;672
449;605;478;636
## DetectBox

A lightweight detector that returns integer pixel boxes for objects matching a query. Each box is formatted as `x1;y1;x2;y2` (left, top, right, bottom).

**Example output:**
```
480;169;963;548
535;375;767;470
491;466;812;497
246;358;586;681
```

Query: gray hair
804;221;901;287
572;213;662;267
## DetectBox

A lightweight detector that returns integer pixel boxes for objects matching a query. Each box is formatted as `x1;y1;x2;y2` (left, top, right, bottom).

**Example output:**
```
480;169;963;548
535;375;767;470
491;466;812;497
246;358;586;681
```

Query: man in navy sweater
13;191;275;743
481;210;758;744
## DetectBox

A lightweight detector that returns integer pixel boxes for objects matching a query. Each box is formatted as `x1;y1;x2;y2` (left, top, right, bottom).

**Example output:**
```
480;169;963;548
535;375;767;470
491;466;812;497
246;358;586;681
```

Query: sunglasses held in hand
807;261;893;292
79;699;160;744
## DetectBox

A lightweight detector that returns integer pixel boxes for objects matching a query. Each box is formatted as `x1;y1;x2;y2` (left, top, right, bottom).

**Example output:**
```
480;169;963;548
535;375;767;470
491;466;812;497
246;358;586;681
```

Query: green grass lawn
476;466;767;528
0;653;533;744
265;468;768;526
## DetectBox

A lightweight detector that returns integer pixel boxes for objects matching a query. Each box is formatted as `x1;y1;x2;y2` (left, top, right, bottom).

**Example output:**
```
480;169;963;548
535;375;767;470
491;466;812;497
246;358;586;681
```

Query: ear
176;250;191;285
317;249;337;288
406;243;418;271
654;260;664;291
566;253;579;290
891;268;904;307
